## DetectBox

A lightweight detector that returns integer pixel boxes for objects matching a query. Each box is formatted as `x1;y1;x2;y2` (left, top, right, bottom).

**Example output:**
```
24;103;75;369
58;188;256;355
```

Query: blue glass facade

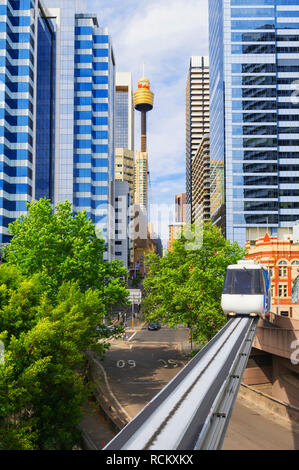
0;1;115;257
209;0;299;246
35;3;55;201
0;0;37;243
115;90;129;148
74;15;115;246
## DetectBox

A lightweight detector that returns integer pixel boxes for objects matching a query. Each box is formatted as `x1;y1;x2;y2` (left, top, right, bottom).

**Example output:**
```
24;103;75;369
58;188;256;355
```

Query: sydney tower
134;77;154;152
132;76;154;273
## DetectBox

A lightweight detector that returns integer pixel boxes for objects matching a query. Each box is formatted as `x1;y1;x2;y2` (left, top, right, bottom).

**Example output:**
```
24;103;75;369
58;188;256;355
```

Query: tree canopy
142;221;246;345
0;265;108;449
0;199;129;449
3;198;129;309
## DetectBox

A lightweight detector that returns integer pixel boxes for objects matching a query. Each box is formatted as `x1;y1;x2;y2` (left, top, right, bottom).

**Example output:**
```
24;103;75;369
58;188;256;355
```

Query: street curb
88;354;130;431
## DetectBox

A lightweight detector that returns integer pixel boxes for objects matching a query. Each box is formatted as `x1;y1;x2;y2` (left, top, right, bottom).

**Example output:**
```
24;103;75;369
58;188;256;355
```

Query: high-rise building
0;0;57;244
114;73;135;198
168;223;185;251
134;151;148;211
73;13;115;259
0;1;116;259
210;159;225;235
115;181;130;270
115;72;134;152
115;148;135;195
175;193;186;223
114;73;135;270
168;193;186;251
209;0;299;247
192;135;210;223
186;56;210;223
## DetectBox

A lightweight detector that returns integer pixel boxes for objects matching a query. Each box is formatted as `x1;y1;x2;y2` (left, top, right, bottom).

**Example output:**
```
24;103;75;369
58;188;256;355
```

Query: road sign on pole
128;289;142;305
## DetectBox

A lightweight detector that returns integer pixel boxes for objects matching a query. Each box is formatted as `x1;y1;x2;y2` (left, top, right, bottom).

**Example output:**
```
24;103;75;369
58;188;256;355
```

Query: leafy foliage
3;198;129;309
142;221;245;345
0;199;130;449
0;265;109;450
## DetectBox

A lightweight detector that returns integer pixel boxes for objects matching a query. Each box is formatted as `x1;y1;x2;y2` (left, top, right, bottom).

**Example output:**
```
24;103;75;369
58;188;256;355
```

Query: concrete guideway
104;318;256;450
83;322;299;450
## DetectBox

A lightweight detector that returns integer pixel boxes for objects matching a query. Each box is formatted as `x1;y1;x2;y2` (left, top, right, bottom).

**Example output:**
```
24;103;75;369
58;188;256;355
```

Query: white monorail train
221;260;271;319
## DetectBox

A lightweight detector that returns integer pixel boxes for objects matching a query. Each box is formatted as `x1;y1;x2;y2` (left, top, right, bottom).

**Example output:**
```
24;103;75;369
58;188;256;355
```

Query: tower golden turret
134;77;154;152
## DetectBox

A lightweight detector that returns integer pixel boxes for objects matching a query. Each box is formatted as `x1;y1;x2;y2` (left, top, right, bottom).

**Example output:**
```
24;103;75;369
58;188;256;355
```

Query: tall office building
73;13;115;258
0;0;57;244
210;159;225;235
168;193;186;251
192;134;210;223
114;72;135;197
175;193;186;223
114;72;135;269
115;148;135;194
115;72;134;152
209;0;299;247
115;180;130;270
0;1;116;259
186;56;210;223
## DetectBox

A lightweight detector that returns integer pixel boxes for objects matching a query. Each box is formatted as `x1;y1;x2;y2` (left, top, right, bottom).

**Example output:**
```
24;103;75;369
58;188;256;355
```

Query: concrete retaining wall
88;354;129;431
239;383;299;429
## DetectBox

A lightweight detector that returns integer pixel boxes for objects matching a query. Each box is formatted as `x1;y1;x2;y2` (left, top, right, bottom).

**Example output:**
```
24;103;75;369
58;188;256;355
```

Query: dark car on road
147;322;160;331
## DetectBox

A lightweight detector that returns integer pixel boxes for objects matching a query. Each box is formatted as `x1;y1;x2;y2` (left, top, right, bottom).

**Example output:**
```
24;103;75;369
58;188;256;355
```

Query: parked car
147;322;160;331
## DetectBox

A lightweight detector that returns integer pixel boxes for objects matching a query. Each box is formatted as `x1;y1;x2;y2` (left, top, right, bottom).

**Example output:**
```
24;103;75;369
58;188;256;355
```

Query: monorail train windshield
222;269;265;295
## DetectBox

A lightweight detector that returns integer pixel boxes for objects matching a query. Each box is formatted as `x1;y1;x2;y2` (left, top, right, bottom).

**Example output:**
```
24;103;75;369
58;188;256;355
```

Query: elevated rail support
196;317;258;449
104;317;258;451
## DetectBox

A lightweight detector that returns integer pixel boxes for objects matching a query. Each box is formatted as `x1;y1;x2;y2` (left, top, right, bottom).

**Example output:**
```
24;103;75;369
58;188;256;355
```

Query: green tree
0;200;129;449
3;198;129;309
142;221;245;346
0;265;109;450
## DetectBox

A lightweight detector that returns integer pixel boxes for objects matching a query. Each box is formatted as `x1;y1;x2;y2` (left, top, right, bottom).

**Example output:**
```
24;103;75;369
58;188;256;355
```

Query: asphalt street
81;322;299;450
100;324;190;419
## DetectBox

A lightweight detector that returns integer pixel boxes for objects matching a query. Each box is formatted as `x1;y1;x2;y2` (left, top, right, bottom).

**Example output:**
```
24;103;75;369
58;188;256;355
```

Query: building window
278;285;288;298
271;285;274;298
278;260;288;278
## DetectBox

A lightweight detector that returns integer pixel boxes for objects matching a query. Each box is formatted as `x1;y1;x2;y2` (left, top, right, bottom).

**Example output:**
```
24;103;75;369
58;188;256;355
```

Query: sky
89;0;209;243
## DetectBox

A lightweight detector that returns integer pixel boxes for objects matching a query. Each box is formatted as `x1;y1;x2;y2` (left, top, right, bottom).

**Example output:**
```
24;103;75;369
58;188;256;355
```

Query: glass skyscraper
209;0;299;247
36;2;56;202
74;14;115;251
0;1;116;259
115;72;134;151
44;1;116;259
186;56;210;224
0;0;55;243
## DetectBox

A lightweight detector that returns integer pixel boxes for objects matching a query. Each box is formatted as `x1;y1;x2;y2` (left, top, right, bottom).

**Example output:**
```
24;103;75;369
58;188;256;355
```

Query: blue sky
88;0;209;242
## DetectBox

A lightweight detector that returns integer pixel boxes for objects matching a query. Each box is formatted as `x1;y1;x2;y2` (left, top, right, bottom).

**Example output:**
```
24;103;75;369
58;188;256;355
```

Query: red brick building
245;232;299;319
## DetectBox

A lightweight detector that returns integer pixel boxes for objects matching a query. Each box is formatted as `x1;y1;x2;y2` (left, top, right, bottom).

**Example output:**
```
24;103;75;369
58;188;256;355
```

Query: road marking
128;331;137;342
93;357;132;422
